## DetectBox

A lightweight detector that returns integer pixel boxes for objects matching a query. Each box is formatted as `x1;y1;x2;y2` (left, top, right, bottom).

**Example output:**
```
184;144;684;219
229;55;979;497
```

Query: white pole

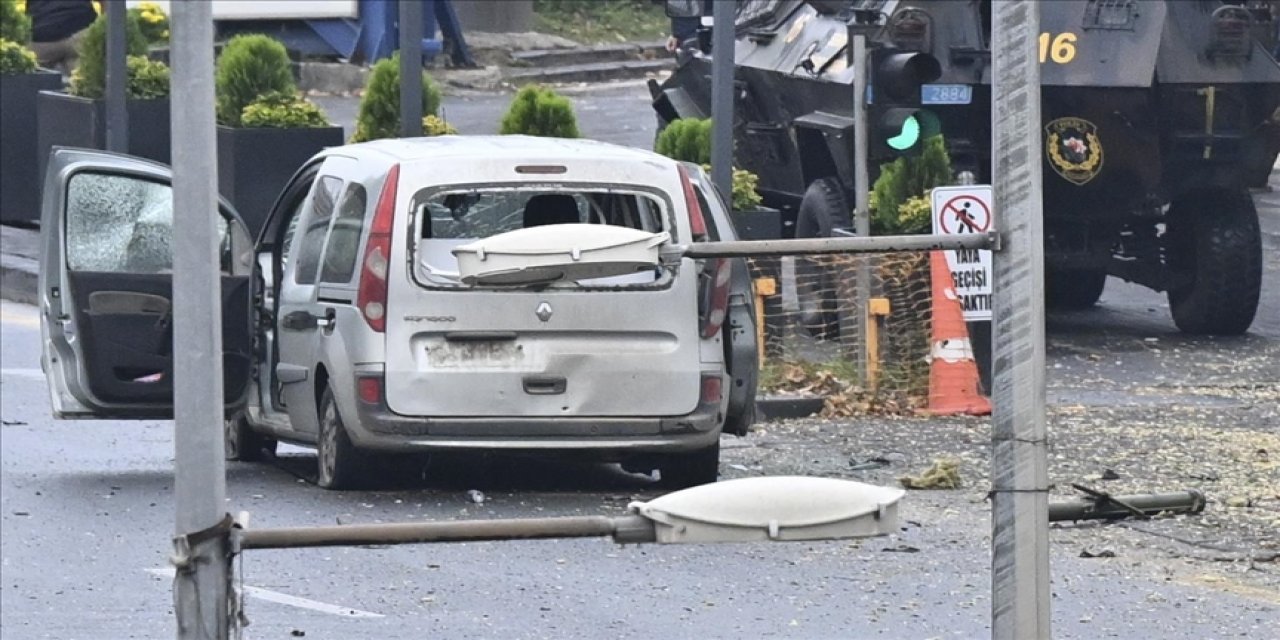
989;1;1050;639
170;2;231;638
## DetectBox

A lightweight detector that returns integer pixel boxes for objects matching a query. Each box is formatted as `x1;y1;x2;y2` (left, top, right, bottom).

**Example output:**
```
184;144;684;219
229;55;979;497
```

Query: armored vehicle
651;0;1280;335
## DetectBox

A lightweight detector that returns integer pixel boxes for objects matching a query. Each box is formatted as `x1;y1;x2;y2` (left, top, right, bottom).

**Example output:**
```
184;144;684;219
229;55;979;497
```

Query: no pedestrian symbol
938;195;991;235
931;185;995;321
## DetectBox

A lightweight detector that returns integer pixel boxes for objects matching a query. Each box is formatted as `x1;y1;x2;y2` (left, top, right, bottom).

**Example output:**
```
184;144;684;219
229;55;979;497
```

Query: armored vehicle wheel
224;415;276;462
1046;269;1107;310
795;178;851;339
1166;192;1262;336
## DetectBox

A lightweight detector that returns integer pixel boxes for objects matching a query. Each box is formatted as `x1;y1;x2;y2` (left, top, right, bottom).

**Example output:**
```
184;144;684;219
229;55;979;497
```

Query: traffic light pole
399;0;425;138
169;2;232;638
851;33;872;382
988;1;1050;638
709;0;735;201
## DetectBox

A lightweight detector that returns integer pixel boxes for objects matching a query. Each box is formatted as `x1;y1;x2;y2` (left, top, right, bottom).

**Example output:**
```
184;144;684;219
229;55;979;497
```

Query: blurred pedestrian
25;0;96;75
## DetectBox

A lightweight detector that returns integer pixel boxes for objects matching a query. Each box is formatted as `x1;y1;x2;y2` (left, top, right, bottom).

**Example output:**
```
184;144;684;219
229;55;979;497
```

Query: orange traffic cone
927;251;991;416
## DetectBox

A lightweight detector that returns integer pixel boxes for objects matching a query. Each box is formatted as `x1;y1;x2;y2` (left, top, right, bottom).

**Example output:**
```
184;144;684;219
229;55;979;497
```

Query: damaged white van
38;137;758;489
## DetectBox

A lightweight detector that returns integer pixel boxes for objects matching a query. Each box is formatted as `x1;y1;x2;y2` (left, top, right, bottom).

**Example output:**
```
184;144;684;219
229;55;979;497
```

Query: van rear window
410;187;670;288
417;189;665;239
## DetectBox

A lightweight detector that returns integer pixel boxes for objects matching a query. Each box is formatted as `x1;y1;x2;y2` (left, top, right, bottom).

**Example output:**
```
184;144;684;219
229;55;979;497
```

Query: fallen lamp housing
629;476;906;543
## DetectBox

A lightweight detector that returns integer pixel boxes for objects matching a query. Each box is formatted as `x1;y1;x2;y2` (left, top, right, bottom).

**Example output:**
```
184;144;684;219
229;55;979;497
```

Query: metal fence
749;252;935;415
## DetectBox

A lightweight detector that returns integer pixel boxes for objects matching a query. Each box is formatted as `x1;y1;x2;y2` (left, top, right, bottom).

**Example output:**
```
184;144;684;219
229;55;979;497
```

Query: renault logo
535;302;553;322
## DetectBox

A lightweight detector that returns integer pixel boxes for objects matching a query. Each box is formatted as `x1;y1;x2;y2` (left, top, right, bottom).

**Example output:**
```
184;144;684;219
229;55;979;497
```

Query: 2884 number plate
922;84;972;105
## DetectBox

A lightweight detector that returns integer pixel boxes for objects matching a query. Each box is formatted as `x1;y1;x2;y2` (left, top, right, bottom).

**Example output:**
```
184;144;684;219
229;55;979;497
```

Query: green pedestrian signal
887;115;921;151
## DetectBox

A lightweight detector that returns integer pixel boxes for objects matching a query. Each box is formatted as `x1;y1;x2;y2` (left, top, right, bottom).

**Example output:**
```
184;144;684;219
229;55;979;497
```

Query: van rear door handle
523;375;566;395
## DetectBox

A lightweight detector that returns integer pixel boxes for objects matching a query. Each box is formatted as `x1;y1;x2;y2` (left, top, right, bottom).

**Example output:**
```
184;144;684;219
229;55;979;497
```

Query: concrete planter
0;71;64;224
216;124;344;237
36;91;172;201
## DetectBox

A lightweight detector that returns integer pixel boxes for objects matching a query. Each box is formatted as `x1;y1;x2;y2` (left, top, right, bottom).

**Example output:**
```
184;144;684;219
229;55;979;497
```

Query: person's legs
28;28;87;76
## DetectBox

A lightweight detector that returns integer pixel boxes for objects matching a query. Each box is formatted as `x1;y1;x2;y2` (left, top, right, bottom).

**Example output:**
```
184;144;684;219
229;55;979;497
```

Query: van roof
335;135;675;165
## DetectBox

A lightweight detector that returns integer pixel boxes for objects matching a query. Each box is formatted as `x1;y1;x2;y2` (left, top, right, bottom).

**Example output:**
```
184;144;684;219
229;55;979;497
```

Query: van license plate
427;342;522;368
922;84;972;105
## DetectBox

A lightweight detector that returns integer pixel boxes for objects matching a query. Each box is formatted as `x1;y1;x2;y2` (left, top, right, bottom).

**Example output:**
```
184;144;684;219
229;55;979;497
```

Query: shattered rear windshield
410;186;671;288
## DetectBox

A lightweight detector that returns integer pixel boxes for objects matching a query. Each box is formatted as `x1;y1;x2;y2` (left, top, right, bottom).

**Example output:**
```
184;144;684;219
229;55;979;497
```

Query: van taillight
700;374;722;405
701;257;732;339
357;164;399;332
676;164;708;241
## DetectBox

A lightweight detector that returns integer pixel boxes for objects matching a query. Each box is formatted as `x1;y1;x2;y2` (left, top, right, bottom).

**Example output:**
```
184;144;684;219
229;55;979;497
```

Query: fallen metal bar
1048;489;1206;522
680;232;997;259
238;515;657;550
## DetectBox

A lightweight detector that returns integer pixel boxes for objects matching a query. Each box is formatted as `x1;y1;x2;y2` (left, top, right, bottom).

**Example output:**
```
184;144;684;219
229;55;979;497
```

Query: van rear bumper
347;400;723;455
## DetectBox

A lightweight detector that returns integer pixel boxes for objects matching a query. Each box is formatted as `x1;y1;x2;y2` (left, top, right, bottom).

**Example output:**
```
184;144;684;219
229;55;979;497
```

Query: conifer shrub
350;53;442;142
498;85;580;139
215;34;295;126
870;135;952;234
655;117;763;211
69;13;150;98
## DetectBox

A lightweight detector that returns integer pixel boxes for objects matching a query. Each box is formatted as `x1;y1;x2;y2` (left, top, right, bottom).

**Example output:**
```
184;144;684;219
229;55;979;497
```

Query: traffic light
869;48;942;157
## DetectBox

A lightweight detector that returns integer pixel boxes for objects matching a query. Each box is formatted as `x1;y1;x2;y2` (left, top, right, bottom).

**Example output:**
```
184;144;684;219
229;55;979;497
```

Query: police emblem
1045;117;1103;185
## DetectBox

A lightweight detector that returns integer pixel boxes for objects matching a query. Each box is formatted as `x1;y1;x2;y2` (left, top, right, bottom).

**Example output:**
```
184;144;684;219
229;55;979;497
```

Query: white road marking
0;368;45;379
145;568;384;619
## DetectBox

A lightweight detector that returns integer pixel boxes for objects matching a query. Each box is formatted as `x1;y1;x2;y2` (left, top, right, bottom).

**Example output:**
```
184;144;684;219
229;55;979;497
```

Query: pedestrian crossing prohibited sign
931;185;994;321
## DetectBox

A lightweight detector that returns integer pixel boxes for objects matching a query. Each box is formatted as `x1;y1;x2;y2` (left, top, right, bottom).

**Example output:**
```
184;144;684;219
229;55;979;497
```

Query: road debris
899;458;961;489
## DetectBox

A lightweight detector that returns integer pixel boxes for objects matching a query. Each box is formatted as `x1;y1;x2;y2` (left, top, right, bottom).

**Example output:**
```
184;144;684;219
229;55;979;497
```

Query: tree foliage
0;0;30;43
0;38;35;74
240;90;330;128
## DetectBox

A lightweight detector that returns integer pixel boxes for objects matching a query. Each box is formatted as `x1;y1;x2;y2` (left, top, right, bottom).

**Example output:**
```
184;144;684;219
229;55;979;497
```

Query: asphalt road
2;82;1278;638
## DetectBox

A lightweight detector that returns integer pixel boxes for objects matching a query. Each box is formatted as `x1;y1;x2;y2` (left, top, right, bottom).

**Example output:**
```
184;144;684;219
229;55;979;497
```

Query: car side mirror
665;0;703;18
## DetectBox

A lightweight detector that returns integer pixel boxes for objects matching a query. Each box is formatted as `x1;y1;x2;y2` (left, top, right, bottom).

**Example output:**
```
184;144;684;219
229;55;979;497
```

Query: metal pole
104;0;128;153
240;515;658;550
399;0;425;138
709;0;735;200
851;35;870;237
170;3;230;638
680;232;994;259
851;33;871;381
989;1;1049;639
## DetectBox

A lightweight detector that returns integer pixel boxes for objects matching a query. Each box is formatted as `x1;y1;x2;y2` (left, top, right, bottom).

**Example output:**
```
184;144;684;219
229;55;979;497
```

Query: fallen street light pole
234;475;905;548
1048;488;1206;523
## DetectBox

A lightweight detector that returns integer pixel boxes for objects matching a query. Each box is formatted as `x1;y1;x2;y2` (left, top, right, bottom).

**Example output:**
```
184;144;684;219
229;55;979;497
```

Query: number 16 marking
1039;32;1078;64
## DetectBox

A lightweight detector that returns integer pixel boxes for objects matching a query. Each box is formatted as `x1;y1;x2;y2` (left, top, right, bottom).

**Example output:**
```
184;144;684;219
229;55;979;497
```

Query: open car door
38;148;255;419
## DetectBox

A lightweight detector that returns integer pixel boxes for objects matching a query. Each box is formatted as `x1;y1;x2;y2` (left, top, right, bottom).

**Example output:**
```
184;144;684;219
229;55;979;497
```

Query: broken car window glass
65;172;229;274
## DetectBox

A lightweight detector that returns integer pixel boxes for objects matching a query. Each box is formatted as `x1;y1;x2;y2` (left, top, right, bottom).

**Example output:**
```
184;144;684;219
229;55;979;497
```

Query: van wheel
224;415;276;462
317;386;369;490
658;442;720;489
